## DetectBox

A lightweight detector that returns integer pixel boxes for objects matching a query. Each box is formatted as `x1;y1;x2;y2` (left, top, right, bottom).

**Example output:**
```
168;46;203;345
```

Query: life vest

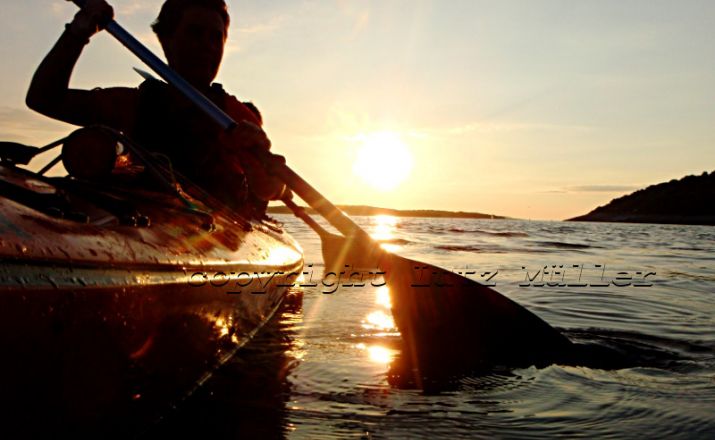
134;79;266;215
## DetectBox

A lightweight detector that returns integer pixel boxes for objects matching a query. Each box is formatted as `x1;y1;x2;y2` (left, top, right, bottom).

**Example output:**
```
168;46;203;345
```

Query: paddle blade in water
380;254;573;375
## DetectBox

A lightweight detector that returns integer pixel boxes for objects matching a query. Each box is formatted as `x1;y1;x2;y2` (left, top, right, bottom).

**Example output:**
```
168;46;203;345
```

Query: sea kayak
0;132;303;430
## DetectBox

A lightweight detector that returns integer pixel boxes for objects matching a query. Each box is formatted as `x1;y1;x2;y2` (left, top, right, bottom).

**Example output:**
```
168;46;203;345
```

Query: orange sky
1;1;713;220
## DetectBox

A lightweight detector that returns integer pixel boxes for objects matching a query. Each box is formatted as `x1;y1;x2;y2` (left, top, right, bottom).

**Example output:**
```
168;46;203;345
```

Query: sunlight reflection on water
165;216;715;439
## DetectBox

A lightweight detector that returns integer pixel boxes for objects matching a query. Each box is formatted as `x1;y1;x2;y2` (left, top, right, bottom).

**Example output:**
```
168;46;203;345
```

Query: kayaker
26;0;287;214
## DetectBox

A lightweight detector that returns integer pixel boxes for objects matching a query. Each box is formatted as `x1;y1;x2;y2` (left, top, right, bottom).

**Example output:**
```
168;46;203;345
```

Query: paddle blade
380;254;573;376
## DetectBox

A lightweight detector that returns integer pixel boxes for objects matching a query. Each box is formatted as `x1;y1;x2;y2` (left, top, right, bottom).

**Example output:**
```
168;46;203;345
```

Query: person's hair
152;0;230;40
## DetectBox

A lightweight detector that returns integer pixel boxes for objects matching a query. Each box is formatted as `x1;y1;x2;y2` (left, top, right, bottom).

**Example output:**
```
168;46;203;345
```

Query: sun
352;132;413;191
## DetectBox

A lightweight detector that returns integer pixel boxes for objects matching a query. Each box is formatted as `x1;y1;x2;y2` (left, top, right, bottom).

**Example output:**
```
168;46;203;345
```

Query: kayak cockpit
0;126;222;230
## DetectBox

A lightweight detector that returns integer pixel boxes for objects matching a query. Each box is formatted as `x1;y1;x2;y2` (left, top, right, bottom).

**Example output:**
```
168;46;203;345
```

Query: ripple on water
155;216;715;439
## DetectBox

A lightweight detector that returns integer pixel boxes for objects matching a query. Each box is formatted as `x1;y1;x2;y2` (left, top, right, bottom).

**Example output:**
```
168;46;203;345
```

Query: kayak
0;132;303;431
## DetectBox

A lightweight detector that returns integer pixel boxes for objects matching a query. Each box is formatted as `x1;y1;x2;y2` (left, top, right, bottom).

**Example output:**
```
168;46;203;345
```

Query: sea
149;215;715;439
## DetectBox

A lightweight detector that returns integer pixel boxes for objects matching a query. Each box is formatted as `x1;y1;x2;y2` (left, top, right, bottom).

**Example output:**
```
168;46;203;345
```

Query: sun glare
355;343;395;365
353;132;413;191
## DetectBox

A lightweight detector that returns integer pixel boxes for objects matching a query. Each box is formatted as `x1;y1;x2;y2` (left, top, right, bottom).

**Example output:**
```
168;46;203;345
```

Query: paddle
68;0;574;376
281;197;382;273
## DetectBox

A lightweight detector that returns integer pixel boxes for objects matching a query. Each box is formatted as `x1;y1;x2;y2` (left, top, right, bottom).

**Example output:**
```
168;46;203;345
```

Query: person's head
152;0;230;88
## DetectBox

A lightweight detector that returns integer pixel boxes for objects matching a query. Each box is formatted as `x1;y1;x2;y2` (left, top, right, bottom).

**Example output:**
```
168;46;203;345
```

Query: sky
0;0;713;220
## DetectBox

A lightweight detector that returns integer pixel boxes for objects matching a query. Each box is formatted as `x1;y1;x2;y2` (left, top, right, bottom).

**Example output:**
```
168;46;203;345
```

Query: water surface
153;216;715;439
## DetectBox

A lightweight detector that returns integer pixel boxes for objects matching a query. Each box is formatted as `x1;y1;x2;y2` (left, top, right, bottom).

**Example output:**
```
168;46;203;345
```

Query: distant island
568;171;715;225
268;204;506;220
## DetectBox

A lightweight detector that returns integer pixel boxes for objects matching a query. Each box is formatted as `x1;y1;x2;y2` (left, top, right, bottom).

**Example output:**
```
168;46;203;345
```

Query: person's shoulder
86;86;140;131
241;101;262;125
136;78;166;93
212;83;263;126
91;85;140;99
89;85;140;111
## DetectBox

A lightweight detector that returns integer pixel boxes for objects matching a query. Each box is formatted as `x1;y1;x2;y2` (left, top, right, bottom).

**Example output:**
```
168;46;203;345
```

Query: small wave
435;244;507;254
563;327;714;369
378;238;412;245
436;245;484;253
490;231;529;238
426;225;447;234
532;240;592;249
541;225;580;234
446;228;528;237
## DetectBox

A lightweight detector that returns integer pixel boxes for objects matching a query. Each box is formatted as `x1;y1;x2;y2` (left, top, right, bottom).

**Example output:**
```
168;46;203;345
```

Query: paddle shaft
68;0;372;243
274;168;373;241
282;198;330;237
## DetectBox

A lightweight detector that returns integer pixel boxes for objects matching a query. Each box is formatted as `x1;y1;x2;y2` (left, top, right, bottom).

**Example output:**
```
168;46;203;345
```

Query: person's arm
228;122;286;201
219;97;287;201
25;0;114;125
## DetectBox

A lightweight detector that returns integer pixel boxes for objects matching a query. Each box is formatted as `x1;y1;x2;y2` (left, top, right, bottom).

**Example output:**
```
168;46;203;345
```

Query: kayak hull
0;265;300;431
0;164;304;431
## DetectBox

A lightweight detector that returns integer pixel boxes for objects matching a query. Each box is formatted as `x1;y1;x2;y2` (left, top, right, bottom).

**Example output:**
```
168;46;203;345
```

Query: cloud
538;184;638;194
236;17;286;35
335;0;370;40
565;184;638;193
50;2;75;18
115;0;155;17
50;0;153;19
132;29;163;54
348;9;370;39
437;121;594;136
0;106;71;145
225;15;287;54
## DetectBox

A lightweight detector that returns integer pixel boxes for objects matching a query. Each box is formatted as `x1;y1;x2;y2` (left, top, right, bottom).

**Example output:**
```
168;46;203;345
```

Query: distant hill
268;204;505;220
568;171;715;225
